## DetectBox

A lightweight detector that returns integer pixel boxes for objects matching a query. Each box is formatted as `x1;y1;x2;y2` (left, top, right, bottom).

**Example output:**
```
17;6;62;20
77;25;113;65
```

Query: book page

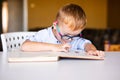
55;50;104;60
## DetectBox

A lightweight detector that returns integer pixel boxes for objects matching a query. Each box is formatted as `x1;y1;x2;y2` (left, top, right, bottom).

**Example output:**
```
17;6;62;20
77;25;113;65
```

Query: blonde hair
56;3;86;31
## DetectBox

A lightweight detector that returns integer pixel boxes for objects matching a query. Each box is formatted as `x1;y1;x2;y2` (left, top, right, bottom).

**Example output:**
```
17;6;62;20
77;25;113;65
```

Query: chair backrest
1;32;36;52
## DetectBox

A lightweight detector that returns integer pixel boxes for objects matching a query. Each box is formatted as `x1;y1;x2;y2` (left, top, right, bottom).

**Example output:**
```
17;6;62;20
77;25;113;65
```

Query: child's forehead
61;23;83;31
60;21;84;31
63;27;82;35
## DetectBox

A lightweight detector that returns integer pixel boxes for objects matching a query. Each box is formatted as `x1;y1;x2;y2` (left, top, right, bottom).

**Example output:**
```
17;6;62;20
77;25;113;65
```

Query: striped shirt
27;27;91;51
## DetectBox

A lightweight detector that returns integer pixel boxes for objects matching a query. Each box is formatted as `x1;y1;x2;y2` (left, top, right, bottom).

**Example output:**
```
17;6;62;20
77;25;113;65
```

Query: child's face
57;23;83;41
60;23;83;35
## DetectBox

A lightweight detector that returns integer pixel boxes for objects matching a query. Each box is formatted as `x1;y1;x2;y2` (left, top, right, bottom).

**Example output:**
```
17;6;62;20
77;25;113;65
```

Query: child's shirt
27;27;91;51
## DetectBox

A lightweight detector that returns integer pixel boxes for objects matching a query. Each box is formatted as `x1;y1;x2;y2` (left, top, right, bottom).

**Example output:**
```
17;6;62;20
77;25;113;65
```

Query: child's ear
53;21;58;29
53;21;58;25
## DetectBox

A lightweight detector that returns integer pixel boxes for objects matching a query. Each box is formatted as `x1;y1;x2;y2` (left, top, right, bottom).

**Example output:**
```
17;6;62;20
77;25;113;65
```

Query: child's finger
98;51;105;57
61;44;71;52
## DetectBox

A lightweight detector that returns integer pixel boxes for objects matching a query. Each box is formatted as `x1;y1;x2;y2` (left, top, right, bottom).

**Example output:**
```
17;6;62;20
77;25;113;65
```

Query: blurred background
0;0;120;51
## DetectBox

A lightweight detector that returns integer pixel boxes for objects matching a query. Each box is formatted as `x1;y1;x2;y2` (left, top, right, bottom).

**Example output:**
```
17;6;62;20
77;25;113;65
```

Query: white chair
1;32;36;52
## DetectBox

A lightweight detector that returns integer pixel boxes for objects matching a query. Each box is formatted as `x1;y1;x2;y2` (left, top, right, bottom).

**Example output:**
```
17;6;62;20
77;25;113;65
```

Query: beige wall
28;0;107;30
84;0;107;29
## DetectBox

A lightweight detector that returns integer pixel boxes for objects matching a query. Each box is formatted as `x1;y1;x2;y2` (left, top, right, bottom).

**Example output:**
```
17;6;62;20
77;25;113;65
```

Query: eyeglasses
56;25;82;41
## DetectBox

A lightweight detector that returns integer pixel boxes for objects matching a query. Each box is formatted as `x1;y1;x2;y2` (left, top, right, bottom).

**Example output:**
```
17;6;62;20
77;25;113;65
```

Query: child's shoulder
35;27;53;36
37;27;52;33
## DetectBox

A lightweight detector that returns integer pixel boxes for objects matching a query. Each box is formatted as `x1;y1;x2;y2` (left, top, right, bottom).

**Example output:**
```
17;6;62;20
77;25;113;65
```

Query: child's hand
86;50;105;57
85;43;105;57
52;43;71;52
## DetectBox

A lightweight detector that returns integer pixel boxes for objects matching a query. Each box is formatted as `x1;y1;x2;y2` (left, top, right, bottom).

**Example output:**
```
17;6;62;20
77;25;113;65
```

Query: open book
8;51;104;62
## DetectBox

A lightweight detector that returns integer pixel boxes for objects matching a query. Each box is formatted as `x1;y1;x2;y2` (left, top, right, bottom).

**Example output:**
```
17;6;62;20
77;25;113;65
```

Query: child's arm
84;43;104;57
21;40;71;52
